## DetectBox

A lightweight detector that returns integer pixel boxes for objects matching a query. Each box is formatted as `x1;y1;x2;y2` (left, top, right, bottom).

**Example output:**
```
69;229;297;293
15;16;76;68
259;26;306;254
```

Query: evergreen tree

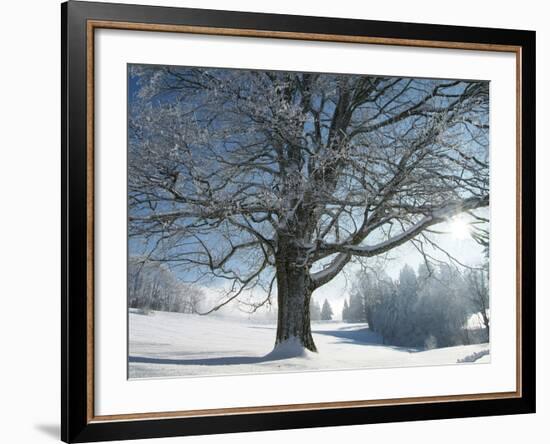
394;264;419;339
310;299;322;321
320;299;334;321
348;293;366;323
342;299;350;321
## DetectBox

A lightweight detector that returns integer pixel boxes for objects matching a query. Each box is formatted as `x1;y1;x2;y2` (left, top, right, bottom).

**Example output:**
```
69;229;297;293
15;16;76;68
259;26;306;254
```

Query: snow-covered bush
457;348;490;363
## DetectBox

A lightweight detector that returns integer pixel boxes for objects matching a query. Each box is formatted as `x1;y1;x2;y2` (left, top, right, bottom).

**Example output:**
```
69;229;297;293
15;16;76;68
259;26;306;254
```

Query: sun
449;216;471;240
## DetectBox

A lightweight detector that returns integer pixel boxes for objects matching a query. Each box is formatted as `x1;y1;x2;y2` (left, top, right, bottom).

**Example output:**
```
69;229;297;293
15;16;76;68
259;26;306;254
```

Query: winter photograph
127;64;490;379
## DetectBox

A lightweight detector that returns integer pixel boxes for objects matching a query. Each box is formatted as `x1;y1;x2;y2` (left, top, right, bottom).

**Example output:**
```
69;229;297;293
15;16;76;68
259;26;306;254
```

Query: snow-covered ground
129;310;490;379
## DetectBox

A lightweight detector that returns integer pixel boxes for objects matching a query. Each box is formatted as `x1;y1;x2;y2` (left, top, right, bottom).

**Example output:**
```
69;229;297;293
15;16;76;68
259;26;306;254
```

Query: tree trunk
274;244;317;353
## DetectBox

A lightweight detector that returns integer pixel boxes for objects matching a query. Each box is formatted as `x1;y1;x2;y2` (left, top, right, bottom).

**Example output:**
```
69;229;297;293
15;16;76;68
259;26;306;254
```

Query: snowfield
129;310;490;379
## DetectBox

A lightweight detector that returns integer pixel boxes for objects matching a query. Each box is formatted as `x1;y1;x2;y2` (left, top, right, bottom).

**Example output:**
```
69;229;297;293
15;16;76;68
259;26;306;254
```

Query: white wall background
0;1;546;443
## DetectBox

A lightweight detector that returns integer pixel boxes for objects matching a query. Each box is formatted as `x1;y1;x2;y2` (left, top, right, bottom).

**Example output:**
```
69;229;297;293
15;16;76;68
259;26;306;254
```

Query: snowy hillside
129;310;490;379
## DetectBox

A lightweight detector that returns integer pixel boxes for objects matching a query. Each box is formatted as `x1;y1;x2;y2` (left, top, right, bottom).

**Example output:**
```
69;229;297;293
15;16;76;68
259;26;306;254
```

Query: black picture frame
62;1;536;442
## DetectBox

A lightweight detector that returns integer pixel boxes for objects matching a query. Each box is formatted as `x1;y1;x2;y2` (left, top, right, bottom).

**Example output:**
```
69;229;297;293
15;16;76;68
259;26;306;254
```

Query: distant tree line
342;264;489;349
128;257;205;313
310;298;334;321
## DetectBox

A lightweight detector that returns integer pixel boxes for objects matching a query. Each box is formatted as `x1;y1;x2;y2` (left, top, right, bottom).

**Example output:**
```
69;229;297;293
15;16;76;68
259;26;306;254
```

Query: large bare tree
128;65;489;353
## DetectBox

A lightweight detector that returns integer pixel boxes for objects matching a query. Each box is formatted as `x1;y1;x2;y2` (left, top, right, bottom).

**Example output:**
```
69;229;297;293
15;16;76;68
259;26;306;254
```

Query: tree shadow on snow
313;328;420;352
312;327;382;345
129;354;290;366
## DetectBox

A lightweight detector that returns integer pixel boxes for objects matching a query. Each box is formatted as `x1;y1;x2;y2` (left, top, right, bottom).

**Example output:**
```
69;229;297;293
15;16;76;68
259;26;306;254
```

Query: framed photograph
61;1;535;442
